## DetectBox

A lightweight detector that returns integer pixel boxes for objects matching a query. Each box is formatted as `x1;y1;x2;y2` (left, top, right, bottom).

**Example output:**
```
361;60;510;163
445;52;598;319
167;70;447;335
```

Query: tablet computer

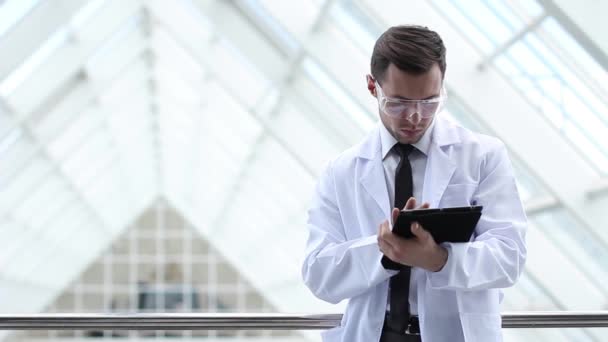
381;206;483;270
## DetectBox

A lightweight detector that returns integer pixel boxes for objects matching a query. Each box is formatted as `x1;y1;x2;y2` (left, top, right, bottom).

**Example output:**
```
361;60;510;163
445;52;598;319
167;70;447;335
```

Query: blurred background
0;0;607;341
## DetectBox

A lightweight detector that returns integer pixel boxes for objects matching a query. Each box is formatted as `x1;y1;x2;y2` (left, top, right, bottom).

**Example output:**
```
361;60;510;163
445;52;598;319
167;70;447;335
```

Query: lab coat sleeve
427;143;527;291
302;160;397;304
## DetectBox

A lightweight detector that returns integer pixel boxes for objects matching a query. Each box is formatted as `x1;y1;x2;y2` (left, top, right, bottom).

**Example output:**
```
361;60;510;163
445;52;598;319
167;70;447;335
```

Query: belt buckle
404;323;420;336
404;316;420;336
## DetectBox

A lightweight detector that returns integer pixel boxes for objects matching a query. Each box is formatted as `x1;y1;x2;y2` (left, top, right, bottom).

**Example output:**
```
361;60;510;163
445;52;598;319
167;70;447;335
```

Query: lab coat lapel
422;118;460;207
358;126;392;220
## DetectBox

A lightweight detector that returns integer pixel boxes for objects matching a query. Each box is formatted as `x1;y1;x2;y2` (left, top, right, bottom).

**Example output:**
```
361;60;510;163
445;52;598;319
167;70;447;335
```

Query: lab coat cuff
356;235;399;285
427;242;463;289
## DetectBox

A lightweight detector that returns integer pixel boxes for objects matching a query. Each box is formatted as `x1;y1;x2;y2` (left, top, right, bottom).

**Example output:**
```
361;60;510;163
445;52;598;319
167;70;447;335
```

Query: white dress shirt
379;118;436;315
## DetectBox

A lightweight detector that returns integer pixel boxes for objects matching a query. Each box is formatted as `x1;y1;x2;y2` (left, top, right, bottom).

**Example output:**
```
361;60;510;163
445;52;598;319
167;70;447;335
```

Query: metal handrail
1;312;608;330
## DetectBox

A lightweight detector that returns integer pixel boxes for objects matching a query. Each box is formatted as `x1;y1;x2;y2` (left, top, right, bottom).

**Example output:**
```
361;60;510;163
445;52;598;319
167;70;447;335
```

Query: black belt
383;313;420;336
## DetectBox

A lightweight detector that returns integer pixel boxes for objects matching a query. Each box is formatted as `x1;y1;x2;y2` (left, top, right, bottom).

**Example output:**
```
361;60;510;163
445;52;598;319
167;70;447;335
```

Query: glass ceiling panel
0;155;51;216
31;89;87;144
153;66;205;105
525;214;605;309
190;147;239;223
64;138;118;192
84;4;141;72
2;204;90;278
270;100;342;175
0;130;39;189
541;16;608;96
0;126;24;167
154;71;202;110
98;62;149;106
47;104;106;163
257;0;321;41
443;94;550;202
502;269;559;310
11;174;65;227
330;1;377;53
238;0;301;55
302;57;373;131
240;173;303;220
152;0;215;45
433;0;608;174
0;104;15;138
0;26;68;99
206;82;264;145
0;0;40;39
307;17;376;117
244;167;300;215
151;27;207;80
24;181;74;233
208;38;271;110
248;136;316;207
289;72;364;146
246;144;314;208
533;208;608;299
0;218;25;261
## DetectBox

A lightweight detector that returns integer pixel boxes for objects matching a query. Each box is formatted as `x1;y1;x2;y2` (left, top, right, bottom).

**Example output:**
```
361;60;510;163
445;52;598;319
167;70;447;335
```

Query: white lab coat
302;117;527;342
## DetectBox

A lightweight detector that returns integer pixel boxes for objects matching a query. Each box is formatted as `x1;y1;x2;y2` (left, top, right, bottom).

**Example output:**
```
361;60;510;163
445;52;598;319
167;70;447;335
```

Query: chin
396;131;423;144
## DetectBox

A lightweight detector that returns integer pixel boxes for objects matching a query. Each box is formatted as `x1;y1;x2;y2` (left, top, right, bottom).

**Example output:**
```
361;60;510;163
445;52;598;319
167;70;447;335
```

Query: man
301;25;527;342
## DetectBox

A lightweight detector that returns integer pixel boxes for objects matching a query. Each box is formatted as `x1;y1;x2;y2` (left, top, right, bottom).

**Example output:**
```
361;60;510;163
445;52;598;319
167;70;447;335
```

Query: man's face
367;63;443;144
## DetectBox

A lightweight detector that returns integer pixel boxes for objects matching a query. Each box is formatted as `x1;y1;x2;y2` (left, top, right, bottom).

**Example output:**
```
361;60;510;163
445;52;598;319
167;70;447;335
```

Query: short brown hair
371;25;446;82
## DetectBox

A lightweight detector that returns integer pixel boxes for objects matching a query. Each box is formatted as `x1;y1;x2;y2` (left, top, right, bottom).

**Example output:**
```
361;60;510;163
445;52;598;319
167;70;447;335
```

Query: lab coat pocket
439;184;477;207
320;325;343;342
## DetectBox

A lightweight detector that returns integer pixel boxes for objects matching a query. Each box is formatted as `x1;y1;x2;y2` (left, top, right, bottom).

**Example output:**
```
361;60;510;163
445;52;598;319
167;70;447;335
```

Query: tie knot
393;143;414;157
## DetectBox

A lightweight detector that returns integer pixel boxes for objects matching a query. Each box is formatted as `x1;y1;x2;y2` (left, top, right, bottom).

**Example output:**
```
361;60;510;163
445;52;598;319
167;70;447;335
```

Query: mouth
399;128;422;135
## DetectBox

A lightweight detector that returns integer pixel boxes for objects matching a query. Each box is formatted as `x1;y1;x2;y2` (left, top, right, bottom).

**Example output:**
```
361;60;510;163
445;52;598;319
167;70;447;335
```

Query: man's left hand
378;198;448;272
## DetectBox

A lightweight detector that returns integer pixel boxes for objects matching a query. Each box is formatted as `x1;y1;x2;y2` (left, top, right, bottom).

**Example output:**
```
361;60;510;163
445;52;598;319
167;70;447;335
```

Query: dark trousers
379;328;422;342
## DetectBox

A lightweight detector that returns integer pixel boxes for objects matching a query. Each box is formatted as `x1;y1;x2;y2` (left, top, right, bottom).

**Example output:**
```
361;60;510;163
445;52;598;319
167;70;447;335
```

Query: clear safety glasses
375;81;446;119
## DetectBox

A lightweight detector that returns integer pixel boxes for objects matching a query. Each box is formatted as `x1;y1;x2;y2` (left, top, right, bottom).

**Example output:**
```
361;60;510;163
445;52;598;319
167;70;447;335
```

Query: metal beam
524;195;560;216
478;13;548;71
586;178;608;200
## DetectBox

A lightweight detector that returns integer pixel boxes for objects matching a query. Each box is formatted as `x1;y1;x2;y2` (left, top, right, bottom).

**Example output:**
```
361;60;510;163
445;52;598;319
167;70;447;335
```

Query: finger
378;221;393;248
379;219;391;234
378;234;395;256
391;208;400;225
411;222;431;241
403;197;417;211
379;236;392;251
418;202;431;210
377;237;386;253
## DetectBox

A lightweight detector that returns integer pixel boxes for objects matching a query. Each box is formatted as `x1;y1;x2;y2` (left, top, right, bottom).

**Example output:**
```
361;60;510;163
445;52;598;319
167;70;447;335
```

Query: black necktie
388;143;414;332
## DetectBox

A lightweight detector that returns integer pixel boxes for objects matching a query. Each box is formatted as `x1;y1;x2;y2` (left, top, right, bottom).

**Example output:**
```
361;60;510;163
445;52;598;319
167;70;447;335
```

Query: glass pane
0;0;40;38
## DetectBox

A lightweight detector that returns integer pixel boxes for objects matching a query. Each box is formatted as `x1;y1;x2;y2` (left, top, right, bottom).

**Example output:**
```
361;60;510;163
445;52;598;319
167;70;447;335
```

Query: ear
366;74;377;98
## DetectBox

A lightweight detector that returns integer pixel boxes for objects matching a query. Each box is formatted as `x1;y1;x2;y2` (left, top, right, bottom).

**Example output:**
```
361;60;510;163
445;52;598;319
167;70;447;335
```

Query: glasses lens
382;101;440;118
420;102;439;117
383;102;415;117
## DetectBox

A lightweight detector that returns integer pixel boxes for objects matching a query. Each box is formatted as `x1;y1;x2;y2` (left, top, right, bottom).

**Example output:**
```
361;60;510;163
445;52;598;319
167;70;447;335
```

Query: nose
407;110;422;125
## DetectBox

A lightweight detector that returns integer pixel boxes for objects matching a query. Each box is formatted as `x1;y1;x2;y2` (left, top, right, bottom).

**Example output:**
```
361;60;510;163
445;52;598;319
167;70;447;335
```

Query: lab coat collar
356;116;461;161
357;116;460;215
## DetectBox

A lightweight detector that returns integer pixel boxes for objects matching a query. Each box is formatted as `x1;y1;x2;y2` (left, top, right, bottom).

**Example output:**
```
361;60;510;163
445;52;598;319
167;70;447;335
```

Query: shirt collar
379;118;436;160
